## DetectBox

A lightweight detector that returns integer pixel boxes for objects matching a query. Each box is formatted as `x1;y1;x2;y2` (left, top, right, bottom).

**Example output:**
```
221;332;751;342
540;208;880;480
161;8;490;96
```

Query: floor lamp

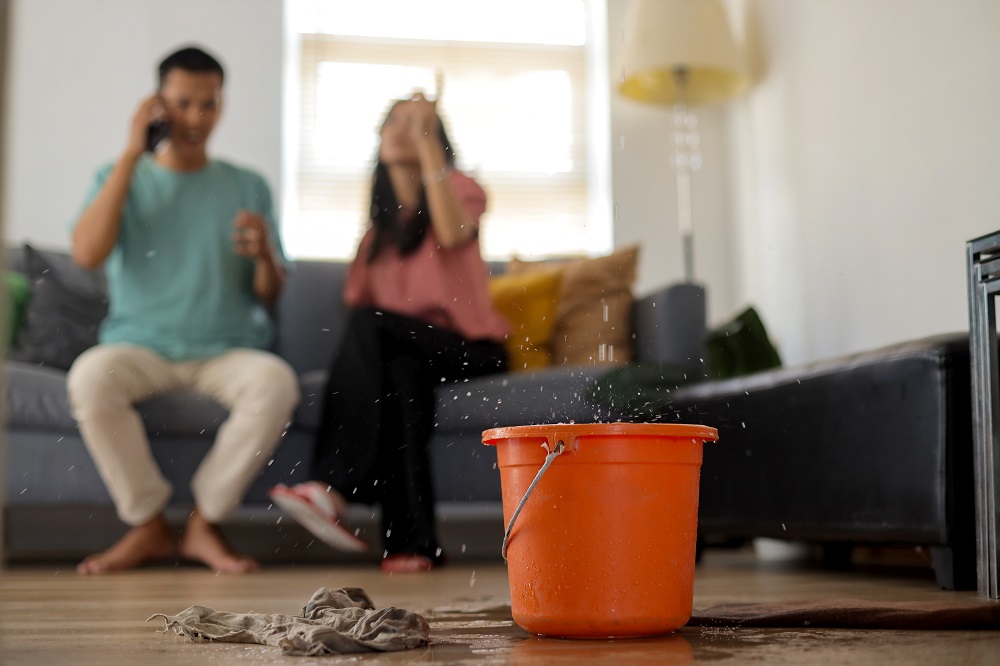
618;0;747;284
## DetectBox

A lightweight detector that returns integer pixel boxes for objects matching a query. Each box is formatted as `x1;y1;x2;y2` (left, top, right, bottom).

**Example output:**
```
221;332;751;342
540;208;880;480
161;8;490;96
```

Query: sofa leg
931;545;976;591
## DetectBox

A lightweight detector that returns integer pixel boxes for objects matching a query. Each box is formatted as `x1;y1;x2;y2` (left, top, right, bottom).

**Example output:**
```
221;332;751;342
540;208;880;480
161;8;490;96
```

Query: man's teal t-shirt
79;155;287;361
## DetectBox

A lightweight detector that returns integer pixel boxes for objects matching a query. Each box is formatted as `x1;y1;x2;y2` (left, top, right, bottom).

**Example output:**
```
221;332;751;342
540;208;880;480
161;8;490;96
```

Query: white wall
2;0;283;250
728;0;1000;364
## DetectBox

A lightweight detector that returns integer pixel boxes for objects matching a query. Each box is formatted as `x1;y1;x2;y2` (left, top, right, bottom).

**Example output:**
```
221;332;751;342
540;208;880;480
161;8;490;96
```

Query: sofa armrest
631;283;707;377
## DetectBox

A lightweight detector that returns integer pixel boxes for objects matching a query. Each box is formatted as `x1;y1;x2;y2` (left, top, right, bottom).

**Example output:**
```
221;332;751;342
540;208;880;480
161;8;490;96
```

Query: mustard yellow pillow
489;269;563;371
507;245;639;366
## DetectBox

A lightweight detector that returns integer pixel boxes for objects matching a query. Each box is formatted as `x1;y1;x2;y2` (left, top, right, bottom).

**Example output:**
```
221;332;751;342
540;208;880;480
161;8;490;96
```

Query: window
283;0;610;260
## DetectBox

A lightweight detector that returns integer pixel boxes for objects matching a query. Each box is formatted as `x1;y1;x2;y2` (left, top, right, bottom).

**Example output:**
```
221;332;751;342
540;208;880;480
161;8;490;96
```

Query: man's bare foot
76;516;174;575
178;510;259;574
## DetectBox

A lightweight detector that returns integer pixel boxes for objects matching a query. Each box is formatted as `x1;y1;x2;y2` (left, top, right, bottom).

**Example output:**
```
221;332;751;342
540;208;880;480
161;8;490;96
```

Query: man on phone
67;46;299;574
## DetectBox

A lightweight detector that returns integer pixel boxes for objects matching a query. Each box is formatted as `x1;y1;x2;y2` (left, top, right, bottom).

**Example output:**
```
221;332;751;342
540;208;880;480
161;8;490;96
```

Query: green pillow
5;271;31;350
705;306;781;380
586;361;691;421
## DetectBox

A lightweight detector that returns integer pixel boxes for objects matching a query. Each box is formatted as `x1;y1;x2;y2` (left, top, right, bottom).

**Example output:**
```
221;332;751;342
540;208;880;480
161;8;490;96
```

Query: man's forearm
253;250;285;305
72;151;141;269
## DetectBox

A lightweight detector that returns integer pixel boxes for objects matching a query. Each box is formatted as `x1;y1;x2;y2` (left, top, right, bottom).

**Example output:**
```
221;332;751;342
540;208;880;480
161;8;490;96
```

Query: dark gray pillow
9;244;108;370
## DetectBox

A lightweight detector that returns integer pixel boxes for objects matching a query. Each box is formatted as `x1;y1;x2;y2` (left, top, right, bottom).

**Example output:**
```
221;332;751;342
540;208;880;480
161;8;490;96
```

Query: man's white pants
67;344;300;526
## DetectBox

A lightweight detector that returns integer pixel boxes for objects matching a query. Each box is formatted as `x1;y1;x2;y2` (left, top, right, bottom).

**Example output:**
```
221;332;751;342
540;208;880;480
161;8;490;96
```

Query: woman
270;93;510;572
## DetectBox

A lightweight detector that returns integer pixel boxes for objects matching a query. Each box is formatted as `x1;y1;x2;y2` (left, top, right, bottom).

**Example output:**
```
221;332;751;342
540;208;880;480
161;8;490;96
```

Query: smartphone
146;119;170;152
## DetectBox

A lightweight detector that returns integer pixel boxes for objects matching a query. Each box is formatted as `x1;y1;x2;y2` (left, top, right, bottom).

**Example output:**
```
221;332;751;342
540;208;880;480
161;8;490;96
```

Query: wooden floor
2;547;999;665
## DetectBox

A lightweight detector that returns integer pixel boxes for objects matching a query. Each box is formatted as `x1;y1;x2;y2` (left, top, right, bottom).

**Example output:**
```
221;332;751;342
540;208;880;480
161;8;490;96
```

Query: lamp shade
619;0;746;106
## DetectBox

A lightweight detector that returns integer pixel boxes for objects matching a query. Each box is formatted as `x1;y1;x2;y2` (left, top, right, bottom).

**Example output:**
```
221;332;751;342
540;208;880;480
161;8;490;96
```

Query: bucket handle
501;437;567;561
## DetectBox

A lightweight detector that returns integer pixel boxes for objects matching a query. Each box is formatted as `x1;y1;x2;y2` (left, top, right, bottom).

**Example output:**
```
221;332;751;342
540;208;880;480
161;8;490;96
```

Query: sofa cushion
434;366;618;433
294;366;617;435
509;245;639;366
292;370;327;431
6;360;227;436
5;361;79;431
274;261;348;376
138;393;229;436
489;268;562;371
5;271;31;349
9;244;108;370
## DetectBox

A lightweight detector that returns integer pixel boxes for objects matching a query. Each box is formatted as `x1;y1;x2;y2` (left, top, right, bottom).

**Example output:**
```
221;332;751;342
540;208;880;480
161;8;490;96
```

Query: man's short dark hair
158;46;225;89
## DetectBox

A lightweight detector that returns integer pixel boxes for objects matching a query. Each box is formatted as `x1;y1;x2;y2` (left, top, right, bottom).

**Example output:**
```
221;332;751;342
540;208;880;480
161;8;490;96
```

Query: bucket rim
482;422;718;445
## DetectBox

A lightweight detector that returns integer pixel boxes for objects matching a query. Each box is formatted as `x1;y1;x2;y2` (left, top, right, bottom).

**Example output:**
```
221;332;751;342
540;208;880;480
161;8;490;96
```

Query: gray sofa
667;333;977;590
3;245;706;563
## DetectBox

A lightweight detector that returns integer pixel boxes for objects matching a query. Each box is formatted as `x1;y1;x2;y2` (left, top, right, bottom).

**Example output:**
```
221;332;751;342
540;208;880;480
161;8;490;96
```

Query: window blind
289;34;592;260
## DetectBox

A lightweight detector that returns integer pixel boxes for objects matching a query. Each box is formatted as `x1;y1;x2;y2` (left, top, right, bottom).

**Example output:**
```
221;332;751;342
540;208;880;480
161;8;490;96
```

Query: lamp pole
671;67;700;284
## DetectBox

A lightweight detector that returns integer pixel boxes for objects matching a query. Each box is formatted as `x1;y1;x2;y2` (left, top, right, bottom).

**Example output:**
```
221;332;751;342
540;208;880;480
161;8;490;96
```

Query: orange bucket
482;423;718;639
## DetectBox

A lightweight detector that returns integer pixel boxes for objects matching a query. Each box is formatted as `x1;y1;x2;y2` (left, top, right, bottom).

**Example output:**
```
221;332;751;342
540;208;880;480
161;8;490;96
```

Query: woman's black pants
311;308;507;561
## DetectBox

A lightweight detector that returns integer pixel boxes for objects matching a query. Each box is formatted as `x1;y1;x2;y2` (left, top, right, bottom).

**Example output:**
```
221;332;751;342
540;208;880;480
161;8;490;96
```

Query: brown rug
689;599;1000;630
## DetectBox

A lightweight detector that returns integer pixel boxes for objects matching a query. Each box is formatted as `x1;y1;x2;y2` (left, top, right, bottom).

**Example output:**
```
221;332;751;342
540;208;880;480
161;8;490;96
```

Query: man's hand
232;210;285;304
125;94;167;160
231;210;272;260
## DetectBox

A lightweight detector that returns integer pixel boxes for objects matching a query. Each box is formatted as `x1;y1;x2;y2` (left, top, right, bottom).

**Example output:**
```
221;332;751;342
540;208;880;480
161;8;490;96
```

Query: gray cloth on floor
148;587;430;657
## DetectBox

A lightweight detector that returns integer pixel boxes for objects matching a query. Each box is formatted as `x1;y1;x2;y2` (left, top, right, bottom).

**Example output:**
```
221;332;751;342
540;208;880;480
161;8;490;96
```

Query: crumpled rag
148;586;430;656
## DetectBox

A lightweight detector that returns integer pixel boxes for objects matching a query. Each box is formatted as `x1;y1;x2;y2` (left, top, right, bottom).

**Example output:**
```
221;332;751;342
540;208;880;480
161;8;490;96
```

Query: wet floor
415;598;1000;665
3;552;1000;664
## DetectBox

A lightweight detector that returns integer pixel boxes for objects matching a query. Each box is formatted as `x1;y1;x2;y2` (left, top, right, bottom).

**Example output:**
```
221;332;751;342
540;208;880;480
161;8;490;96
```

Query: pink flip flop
380;553;437;573
268;482;369;553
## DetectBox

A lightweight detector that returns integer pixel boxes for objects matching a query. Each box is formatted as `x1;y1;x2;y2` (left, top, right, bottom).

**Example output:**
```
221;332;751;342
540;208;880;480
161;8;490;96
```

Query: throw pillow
5;271;31;350
705;306;782;379
509;245;639;366
489;268;563;371
586;360;691;421
10;244;108;370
